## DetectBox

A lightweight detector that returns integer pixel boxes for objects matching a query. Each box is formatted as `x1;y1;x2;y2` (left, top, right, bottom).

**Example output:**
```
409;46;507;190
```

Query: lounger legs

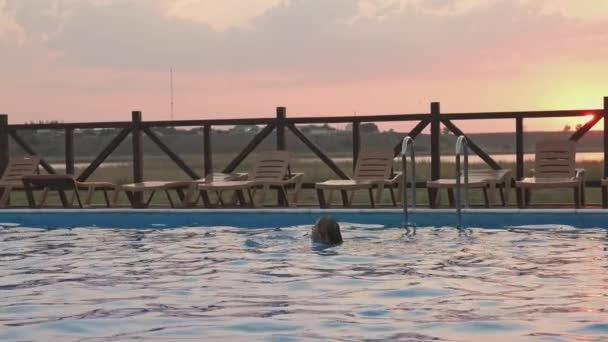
428;188;438;208
317;189;328;208
446;189;455;207
72;190;83;208
102;189;112;207
125;191;136;208
574;188;580;209
317;188;384;208
291;179;302;207
26;189;82;208
374;185;383;205
199;188;254;208
316;189;356;208
389;187;397;206
125;191;156;208
112;190;120;206
200;190;212;208
164;190;175;208
52;190;67;208
518;188;529;208
246;189;255;208
277;187;290;207
0;185;14;208
165;187;194;208
482;188;490;208
235;190;248;207
340;190;349;207
429;187;492;208
522;188;532;208
517;186;583;209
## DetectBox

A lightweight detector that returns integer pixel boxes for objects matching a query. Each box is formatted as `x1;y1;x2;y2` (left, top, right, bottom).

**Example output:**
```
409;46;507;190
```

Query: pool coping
3;208;608;229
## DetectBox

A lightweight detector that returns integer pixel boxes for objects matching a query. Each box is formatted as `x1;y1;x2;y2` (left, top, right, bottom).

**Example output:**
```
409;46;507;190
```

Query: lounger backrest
353;151;394;181
1;156;41;184
534;140;575;178
250;151;291;181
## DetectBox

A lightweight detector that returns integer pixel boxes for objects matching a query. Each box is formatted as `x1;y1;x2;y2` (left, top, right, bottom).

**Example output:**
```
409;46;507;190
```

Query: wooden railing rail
1;96;607;206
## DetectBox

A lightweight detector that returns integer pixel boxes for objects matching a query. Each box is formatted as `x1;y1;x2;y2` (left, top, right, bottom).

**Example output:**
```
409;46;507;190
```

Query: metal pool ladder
455;135;469;228
401;136;416;229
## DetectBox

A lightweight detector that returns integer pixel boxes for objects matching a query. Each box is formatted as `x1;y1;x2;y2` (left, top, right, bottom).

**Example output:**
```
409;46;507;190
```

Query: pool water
1;224;607;341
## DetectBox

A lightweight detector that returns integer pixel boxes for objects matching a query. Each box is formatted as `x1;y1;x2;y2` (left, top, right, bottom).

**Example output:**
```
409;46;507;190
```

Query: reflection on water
1;225;607;341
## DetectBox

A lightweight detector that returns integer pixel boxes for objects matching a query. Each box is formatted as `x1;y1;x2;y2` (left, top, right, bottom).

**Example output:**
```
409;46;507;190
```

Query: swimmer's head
311;216;343;245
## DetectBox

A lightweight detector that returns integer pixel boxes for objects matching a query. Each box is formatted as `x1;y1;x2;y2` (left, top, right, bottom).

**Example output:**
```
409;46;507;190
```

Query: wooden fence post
603;97;608;208
352;121;360;171
515;117;524;180
430;102;440;181
132;111;144;205
276;107;287;205
0;114;8;174
515;117;524;207
203;124;212;176
276;107;286;151
65;128;75;175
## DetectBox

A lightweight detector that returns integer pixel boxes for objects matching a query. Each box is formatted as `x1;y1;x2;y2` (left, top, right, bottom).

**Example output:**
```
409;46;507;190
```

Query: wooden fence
2;96;607;207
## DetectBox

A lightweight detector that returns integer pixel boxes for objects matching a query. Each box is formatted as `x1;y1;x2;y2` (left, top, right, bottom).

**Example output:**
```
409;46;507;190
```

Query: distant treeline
10;126;603;160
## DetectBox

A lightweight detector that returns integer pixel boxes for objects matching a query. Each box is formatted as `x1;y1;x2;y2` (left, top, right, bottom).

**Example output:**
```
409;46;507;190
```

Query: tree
563;125;571;132
360;123;379;133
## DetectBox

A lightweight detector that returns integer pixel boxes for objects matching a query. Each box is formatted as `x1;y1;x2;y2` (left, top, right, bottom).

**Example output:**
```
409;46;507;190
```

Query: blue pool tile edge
1;209;608;229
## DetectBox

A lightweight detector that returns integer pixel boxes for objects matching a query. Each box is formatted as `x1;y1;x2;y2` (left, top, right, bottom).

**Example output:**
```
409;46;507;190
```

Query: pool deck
3;208;608;229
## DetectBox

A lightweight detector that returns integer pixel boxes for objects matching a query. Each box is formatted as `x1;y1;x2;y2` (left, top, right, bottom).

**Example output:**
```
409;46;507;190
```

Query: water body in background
45;152;604;170
302;152;605;164
49;162;128;170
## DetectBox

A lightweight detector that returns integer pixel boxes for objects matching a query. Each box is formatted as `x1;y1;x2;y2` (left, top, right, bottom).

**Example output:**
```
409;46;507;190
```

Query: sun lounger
515;140;584;208
119;181;177;208
21;174;117;208
315;151;399;208
198;151;304;208
118;173;248;208
161;173;248;207
0;156;41;207
426;168;512;208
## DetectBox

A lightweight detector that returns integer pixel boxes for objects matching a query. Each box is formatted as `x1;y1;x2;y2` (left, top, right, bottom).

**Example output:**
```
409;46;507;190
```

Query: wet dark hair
325;222;343;245
312;216;343;245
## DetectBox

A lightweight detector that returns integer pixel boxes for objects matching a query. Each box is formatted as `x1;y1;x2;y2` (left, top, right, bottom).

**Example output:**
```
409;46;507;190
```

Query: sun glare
583;114;596;123
557;113;598;132
570;113;598;131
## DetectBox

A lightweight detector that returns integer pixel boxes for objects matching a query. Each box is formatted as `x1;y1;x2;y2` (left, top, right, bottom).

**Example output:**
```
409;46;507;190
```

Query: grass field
9;153;606;208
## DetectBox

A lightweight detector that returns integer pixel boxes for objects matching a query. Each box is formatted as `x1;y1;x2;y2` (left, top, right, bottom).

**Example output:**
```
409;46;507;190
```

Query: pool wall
3;209;608;229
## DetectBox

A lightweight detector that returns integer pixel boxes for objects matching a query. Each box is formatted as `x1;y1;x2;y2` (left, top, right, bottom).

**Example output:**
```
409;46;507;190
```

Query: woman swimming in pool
311;216;343;245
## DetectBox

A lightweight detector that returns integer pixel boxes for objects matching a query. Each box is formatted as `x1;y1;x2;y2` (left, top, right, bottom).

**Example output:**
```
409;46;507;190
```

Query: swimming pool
1;210;607;341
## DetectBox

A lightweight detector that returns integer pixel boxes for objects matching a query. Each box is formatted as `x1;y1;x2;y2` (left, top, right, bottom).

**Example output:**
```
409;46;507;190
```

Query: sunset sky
1;0;607;132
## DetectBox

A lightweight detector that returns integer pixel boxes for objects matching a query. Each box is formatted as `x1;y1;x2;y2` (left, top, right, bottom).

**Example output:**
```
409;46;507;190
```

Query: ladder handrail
455;135;469;228
401;136;416;228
